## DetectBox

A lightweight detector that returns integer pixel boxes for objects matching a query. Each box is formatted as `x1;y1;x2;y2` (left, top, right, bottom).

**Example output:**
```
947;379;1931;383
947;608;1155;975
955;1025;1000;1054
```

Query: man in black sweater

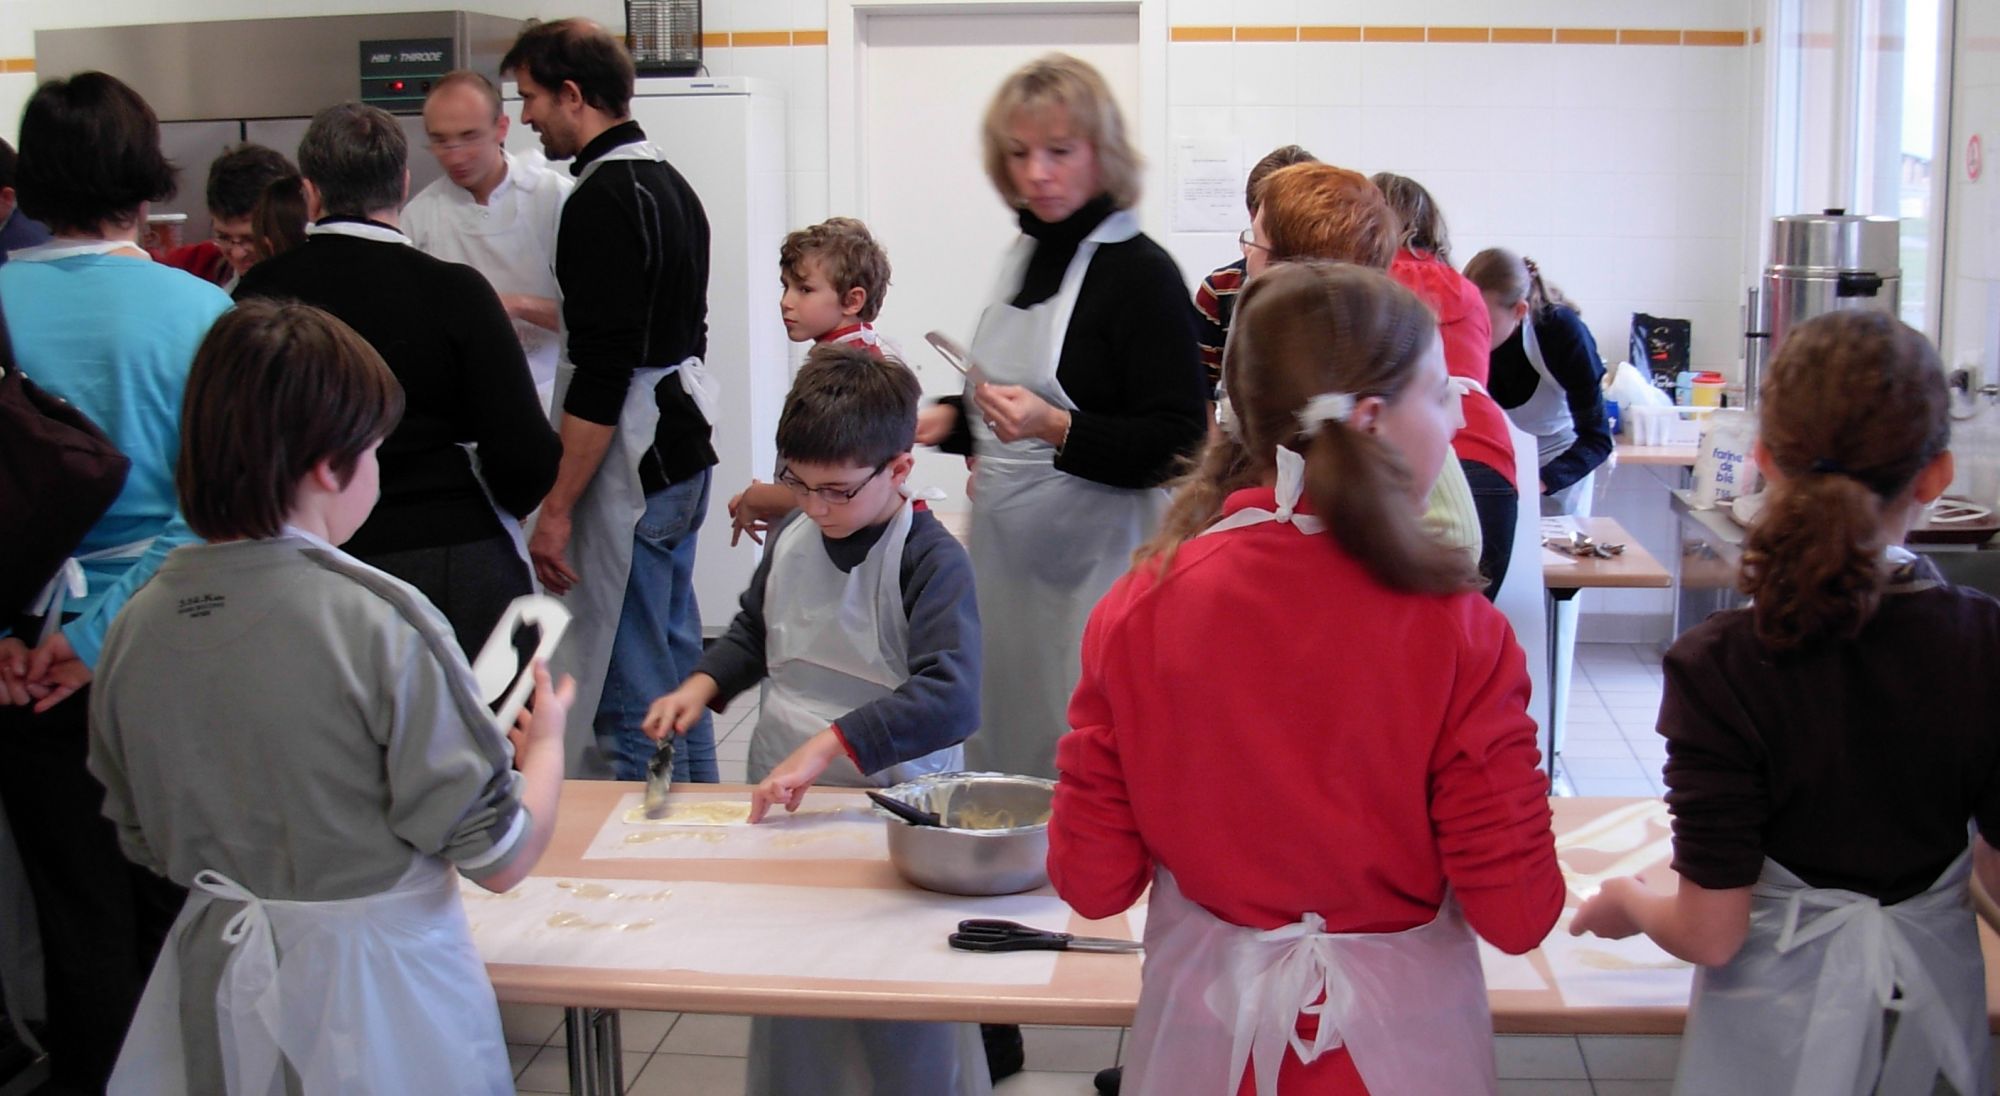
503;19;720;783
235;102;560;656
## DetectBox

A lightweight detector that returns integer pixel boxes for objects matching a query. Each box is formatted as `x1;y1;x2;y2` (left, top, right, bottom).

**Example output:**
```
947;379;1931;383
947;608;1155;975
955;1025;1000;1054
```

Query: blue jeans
595;468;718;782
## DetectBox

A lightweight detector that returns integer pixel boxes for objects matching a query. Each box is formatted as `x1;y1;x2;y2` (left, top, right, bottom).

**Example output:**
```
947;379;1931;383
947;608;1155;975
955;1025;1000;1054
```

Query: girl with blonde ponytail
1051;261;1562;1096
1573;310;2000;1096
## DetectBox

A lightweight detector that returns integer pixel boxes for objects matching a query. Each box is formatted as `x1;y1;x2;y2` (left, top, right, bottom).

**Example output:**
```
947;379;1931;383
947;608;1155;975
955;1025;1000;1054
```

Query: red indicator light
390;80;406;91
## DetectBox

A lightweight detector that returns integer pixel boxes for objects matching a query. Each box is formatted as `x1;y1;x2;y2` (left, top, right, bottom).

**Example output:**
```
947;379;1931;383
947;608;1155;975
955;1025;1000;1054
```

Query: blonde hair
1139;262;1479;595
982;54;1142;211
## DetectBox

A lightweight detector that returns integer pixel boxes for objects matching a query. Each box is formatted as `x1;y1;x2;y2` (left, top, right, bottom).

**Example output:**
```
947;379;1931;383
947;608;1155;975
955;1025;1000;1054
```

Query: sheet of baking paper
462;876;1071;985
1538;911;1693;1008
1556;799;1673;902
1478;938;1550;992
583;791;889;861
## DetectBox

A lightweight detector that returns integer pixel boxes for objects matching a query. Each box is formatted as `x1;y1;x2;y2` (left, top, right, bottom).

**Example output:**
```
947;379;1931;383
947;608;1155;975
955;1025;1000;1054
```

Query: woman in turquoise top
0;71;231;1092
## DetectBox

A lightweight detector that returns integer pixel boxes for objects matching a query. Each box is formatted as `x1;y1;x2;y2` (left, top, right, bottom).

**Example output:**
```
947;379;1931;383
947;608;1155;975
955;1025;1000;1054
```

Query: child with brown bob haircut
88;299;570;1093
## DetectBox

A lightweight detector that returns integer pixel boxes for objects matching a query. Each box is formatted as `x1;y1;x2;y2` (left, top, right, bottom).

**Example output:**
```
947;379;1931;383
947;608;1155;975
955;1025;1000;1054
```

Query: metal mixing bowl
871;772;1055;896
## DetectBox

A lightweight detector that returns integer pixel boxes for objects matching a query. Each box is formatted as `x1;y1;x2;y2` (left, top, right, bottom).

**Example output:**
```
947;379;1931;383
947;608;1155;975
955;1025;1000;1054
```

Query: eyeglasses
1238;228;1271;256
214;231;258;254
776;460;890;504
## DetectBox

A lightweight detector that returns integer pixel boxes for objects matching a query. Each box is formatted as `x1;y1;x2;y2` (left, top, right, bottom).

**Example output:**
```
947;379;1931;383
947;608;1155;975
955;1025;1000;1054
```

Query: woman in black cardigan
918;53;1207;784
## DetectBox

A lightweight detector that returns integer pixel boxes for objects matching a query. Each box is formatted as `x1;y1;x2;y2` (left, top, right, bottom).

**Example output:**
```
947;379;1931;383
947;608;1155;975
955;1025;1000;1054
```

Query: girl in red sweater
1048;261;1563;1096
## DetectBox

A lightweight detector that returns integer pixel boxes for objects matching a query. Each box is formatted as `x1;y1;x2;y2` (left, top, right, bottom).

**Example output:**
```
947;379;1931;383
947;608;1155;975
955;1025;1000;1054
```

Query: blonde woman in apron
1048;263;1563;1095
916;55;1206;783
1572;310;1996;1096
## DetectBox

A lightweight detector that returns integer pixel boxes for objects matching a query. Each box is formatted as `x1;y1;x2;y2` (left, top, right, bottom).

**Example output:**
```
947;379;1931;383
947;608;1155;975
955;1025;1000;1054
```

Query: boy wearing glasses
644;341;985;1094
158;143;294;291
644;343;979;819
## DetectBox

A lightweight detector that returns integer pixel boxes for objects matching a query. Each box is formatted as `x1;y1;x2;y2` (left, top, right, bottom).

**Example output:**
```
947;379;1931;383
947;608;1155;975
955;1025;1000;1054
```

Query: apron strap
29;537;156;644
193;870;288;1096
1758;858;1982;1096
1221;913;1353;1096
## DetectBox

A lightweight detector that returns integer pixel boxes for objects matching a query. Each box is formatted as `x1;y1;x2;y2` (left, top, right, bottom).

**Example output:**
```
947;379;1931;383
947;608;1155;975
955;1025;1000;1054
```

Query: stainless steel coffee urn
1742;210;1901;409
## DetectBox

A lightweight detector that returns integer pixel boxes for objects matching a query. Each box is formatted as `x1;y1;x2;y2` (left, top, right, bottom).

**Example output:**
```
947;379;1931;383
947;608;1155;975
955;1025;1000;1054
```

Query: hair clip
1296;392;1356;438
1808;457;1851;477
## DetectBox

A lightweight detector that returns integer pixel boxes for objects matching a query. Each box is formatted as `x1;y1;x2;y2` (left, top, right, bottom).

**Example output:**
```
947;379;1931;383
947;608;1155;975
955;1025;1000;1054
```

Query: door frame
826;0;1168;235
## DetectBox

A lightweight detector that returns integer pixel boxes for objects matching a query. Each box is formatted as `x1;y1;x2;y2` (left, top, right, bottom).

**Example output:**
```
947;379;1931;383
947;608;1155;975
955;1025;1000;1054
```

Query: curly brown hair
1739;310;1950;651
780;217;892;323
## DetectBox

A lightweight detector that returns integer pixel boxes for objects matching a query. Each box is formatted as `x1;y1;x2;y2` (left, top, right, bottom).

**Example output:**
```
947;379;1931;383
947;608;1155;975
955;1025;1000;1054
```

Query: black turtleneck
939;196;1205;490
557;119;715;492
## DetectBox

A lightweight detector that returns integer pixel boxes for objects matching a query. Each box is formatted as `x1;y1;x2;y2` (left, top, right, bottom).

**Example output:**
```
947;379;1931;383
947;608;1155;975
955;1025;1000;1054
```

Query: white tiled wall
1156;9;1759;372
7;0;1762;378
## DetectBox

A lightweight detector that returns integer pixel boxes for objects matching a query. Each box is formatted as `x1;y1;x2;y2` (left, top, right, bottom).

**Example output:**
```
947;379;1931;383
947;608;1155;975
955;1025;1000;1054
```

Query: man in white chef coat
404;70;571;407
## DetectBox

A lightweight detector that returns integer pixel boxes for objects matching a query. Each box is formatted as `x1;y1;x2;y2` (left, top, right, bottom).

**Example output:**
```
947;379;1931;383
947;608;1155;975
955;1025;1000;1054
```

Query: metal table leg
1545;589;1581;784
564;1007;625;1095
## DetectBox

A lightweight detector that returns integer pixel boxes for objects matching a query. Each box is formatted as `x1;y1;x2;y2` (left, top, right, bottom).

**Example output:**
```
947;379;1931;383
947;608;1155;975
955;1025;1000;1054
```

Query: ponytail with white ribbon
1296;392;1356;438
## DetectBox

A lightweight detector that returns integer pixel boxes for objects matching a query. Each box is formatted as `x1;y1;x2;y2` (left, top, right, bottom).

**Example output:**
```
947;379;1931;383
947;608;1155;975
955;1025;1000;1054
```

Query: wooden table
473;785;2000;1092
1541;518;1673;772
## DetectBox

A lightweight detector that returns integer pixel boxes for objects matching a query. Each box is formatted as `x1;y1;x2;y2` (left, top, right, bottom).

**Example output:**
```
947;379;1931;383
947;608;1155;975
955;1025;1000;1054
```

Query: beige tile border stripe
1169;25;1749;45
0;23;1754;70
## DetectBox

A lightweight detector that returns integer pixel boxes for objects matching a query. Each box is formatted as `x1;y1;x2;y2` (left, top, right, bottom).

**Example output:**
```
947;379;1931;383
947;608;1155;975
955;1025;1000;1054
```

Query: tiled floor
510;643;1695;1095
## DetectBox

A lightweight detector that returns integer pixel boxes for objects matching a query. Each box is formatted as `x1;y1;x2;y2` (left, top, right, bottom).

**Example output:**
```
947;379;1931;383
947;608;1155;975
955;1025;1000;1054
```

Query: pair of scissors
948;919;1142;953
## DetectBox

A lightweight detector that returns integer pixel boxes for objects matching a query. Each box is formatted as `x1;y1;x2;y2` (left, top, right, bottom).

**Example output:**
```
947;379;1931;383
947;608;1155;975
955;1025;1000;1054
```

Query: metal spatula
642;737;676;819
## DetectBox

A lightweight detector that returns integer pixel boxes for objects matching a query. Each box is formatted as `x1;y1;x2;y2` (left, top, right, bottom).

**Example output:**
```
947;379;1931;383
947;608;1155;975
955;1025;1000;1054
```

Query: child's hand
642;675;718;741
727;480;794;547
510;660;575;763
1571;877;1646;940
748;729;846;823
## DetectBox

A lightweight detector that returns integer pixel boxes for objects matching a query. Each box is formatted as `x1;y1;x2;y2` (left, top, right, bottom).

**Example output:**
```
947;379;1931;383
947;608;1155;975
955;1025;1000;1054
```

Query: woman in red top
1372;172;1519;599
1049;262;1563;1096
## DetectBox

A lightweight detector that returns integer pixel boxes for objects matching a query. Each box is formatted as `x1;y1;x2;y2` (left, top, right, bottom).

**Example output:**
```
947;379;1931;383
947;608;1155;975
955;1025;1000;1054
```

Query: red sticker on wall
1971;134;1985;182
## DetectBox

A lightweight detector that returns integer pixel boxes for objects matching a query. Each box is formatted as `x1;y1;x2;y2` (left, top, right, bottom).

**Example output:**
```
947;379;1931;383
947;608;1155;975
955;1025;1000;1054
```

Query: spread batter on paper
623;829;729;845
545;911;658;932
554;881;674;902
1575;949;1689;972
623;802;754;826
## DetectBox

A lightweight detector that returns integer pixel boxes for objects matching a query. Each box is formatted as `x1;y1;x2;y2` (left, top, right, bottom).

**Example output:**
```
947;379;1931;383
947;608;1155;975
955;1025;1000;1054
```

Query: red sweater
1049;489;1563;1094
1389;249;1517;487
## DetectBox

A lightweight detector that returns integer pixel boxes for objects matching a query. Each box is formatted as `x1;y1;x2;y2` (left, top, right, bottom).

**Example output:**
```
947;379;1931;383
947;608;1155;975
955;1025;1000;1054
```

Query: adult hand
728;480;794;547
529;509;579;595
1570;877;1646;940
26;633;88;714
509;661;576;765
915;404;959;446
748;729;844;823
0;638;32;706
641;674;718;741
973;383;1070;447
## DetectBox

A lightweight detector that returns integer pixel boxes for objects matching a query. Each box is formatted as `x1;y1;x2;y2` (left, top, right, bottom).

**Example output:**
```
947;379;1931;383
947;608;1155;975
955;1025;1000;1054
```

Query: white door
855;11;1142;510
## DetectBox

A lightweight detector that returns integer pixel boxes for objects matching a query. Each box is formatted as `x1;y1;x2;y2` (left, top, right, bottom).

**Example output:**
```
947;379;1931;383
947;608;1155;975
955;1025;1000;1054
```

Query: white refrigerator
507;77;790;634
